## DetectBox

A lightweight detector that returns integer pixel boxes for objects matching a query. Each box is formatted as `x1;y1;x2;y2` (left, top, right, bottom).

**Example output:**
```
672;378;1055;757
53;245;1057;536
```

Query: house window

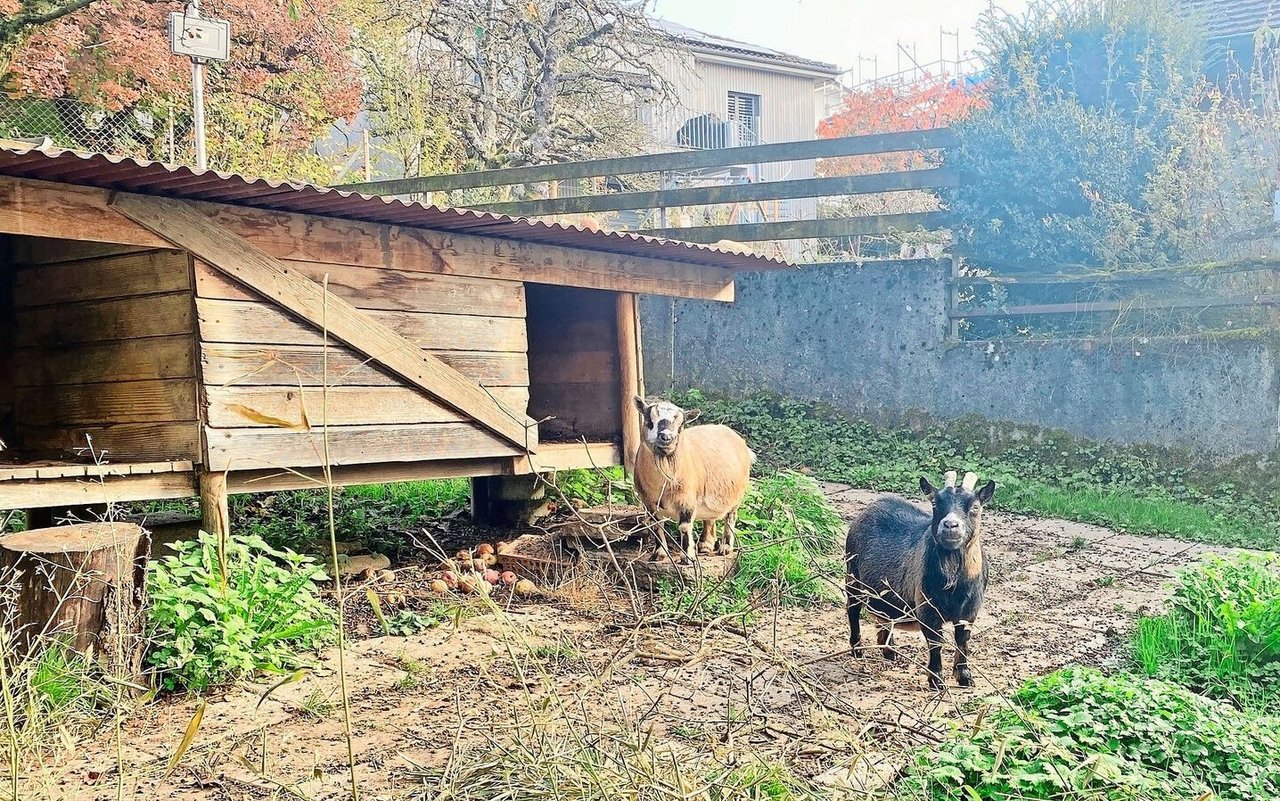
727;92;761;145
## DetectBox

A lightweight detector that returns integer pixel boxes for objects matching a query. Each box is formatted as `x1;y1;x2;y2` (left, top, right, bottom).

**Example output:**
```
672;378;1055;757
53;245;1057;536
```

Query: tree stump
0;522;147;679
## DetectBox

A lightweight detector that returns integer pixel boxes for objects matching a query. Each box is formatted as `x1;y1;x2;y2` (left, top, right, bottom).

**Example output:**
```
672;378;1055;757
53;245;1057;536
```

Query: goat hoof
697;544;715;556
716;544;732;556
927;674;945;691
955;668;975;687
881;647;898;662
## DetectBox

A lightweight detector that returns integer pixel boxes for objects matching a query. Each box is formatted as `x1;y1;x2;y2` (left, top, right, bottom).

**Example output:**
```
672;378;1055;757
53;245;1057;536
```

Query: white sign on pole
168;12;231;62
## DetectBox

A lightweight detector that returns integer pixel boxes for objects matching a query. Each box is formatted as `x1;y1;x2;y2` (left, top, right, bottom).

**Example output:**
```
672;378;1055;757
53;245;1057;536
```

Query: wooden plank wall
9;240;201;461
195;260;533;472
525;284;622;442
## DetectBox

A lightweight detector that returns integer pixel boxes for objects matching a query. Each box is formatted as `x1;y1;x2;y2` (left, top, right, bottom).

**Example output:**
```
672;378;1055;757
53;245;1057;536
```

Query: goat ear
976;479;996;505
633;395;648;417
683;408;701;424
919;476;937;497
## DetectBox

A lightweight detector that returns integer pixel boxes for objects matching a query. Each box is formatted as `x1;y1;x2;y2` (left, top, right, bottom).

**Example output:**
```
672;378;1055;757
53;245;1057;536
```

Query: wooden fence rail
335;128;956;244
948;260;1280;329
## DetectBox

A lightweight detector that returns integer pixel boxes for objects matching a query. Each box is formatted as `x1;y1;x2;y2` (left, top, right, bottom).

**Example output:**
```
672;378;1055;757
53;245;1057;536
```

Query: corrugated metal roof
0;144;790;272
1182;0;1278;41
655;19;840;75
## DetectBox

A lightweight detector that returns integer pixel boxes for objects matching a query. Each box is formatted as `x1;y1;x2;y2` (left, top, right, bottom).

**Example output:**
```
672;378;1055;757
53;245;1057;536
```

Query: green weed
1133;555;1280;712
903;666;1280;801
384;608;445;636
146;529;335;692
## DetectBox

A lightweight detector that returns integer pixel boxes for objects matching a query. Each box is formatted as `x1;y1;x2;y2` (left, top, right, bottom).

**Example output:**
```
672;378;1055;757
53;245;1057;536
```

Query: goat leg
718;508;738;556
698;519;716;555
953;623;975;687
921;610;946;691
677;511;697;564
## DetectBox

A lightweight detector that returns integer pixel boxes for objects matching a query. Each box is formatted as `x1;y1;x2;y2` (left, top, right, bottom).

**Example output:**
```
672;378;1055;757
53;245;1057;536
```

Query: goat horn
962;472;978;491
944;470;957;488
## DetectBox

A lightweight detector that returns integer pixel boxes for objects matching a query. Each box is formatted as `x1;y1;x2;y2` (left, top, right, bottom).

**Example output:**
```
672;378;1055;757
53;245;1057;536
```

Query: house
639;20;840;253
1181;0;1279;81
0;143;782;536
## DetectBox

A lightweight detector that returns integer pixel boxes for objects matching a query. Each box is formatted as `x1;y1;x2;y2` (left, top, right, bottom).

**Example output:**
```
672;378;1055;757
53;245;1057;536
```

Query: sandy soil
21;484;1247;801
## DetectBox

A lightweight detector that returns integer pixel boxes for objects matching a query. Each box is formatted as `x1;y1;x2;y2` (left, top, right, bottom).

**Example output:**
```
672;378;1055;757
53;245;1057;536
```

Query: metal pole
192;57;207;169
189;0;207;170
362;129;371;182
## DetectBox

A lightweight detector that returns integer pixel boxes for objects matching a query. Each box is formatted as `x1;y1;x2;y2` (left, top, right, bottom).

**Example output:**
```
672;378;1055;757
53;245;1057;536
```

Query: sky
649;0;1032;82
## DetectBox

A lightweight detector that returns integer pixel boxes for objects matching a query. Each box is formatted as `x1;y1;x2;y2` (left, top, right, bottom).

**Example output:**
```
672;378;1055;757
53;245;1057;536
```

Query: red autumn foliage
5;0;360;170
818;74;990;176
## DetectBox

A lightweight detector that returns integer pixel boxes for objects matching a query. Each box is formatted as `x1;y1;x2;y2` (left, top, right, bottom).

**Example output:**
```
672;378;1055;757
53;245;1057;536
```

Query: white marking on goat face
642;401;685;451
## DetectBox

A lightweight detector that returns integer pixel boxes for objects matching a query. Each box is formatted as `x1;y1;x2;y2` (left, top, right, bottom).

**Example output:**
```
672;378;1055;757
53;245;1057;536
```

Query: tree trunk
0;523;147;680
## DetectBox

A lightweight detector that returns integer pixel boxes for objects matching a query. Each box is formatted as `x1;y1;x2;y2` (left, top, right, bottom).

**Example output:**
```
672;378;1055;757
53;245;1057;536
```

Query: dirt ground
22;483;1246;801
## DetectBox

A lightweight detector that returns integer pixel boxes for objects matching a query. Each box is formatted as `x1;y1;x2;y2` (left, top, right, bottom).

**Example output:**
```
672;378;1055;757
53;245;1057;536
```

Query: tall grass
1133;555;1280;712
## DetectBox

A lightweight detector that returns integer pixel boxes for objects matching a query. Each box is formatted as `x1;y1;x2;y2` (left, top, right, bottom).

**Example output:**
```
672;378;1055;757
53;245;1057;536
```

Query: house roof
655;19;840;76
1182;0;1279;41
0;143;788;271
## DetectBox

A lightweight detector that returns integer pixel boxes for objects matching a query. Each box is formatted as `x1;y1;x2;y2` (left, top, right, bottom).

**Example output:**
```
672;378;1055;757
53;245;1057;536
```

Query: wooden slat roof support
111;193;538;453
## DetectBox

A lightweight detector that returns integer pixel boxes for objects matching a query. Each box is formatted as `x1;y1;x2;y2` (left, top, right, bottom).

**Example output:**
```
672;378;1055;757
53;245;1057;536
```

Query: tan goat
631;396;755;563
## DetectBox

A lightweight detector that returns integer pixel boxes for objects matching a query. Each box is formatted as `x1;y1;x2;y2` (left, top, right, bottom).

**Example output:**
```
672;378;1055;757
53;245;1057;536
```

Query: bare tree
362;0;675;173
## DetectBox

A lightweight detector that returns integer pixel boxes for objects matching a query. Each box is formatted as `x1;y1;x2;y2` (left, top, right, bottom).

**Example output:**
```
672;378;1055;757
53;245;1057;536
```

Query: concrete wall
642;259;1280;458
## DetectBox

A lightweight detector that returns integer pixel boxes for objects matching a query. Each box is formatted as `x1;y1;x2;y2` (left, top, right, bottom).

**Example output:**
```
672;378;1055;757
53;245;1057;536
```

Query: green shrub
903;666;1280;801
1134;555;1280;711
945;0;1206;270
146;530;335;692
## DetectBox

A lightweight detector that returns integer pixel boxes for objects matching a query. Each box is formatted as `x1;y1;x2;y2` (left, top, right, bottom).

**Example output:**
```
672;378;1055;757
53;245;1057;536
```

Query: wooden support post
617;292;644;476
199;471;229;576
0;522;147;679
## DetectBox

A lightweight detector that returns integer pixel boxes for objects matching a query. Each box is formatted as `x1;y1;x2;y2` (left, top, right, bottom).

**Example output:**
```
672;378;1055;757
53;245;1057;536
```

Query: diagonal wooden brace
111;192;537;452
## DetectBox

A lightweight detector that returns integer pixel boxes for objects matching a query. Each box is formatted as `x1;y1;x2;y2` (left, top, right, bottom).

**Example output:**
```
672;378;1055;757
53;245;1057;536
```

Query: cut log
0;523;147;679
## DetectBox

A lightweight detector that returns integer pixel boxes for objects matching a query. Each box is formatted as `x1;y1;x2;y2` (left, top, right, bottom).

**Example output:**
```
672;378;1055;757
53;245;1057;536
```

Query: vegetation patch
678;389;1279;550
903;666;1280;801
146;530;335;692
660;470;844;619
1134;555;1280;712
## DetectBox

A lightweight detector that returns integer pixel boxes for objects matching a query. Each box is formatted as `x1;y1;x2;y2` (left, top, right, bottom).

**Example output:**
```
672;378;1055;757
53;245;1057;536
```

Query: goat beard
936;547;964;591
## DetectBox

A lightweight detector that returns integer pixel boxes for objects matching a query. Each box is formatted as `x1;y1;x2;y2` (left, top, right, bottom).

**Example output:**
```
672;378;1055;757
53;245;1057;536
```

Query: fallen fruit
474;580;492;597
514;578;537;597
472;558;487;573
500;571;517;586
441;570;459;588
457;576;477;594
484;568;500;585
428;579;449;594
476;543;495;557
376;569;396;583
496;540;514;554
482;552;497;566
455;550;472;563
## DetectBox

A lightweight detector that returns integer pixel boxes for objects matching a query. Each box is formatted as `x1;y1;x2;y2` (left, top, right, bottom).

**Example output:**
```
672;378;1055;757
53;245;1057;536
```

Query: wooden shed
0;144;782;534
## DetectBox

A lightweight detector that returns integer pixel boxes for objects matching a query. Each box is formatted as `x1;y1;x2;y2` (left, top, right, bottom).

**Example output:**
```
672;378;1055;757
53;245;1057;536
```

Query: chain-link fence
0;94;195;166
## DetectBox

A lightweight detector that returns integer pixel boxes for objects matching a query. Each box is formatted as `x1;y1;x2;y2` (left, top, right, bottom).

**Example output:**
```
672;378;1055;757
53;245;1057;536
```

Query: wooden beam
513;441;623;474
636;212;945;243
338;129;956;193
0;472;197;511
0;177;740;300
199;344;528;388
616;293;642;476
111;193;538;452
473;168;958;217
227;458;516;494
203;422;521;472
951;293;1280;318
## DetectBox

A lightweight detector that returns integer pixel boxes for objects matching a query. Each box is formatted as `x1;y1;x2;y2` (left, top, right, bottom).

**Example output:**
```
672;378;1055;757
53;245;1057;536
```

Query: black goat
845;470;996;690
